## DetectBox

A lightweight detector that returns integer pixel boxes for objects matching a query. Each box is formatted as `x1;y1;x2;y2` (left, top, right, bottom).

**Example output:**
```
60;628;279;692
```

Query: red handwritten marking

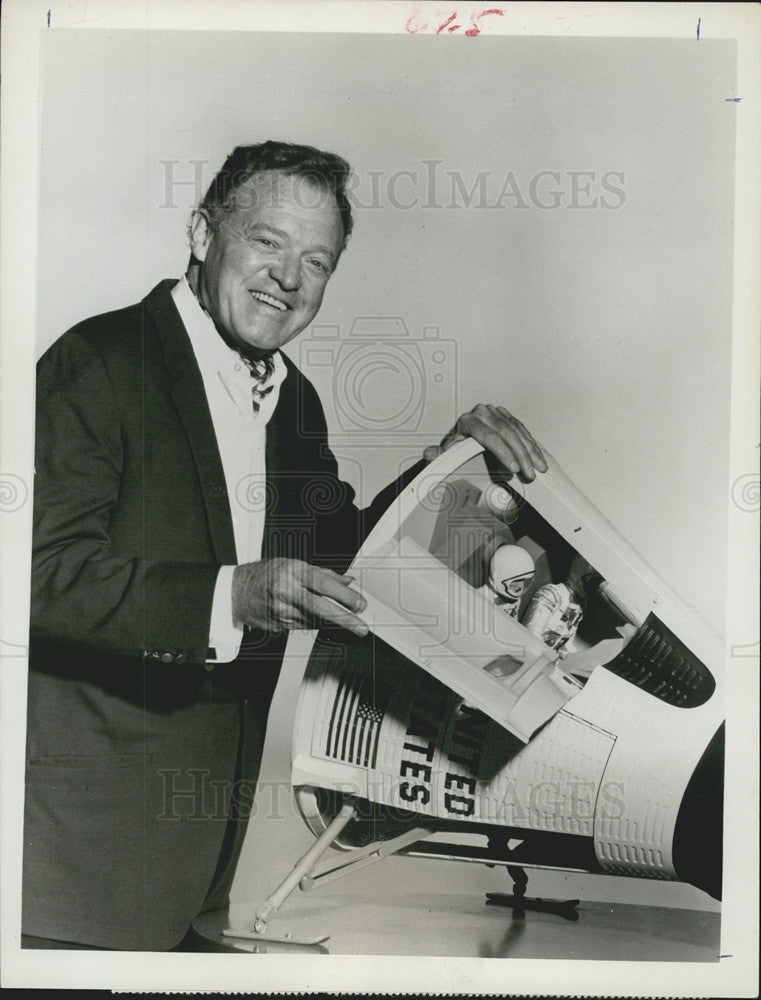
405;8;504;36
405;13;427;33
465;8;504;37
436;13;458;34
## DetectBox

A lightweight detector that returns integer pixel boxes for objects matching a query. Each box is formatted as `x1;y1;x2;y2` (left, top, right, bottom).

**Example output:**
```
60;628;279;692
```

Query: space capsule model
227;440;724;944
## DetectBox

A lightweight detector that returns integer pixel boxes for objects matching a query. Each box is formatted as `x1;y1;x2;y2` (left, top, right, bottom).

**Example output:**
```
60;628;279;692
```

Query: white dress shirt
171;276;288;662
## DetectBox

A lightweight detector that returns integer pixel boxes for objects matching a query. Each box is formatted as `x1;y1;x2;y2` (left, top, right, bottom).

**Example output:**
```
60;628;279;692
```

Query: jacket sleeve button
175;654;186;664
160;652;174;663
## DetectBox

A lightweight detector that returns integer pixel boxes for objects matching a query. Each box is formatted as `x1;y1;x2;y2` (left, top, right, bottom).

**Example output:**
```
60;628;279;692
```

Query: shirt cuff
206;565;243;663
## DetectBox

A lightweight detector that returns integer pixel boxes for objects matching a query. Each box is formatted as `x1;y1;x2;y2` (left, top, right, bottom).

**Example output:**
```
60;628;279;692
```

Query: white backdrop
36;30;735;632
33;29;737;915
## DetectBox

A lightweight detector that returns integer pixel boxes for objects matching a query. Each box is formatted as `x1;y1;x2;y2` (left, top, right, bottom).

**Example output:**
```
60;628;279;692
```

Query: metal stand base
486;865;580;922
222;927;330;947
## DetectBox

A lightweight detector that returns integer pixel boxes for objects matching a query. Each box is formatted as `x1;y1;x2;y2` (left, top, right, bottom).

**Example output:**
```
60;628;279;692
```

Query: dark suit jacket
23;279;420;950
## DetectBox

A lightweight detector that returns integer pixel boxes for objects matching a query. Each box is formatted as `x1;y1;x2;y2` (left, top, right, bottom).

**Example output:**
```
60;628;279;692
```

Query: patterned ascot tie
241;352;276;413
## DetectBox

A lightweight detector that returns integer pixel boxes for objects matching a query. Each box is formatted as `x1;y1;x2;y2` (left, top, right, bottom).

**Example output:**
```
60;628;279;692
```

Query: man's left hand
424;404;548;481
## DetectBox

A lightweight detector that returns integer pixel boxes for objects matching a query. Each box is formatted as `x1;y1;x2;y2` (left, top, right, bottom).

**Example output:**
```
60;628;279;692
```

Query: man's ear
189;210;213;262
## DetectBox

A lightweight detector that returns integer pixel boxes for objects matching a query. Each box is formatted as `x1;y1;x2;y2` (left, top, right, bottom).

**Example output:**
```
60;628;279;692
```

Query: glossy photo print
1;1;759;996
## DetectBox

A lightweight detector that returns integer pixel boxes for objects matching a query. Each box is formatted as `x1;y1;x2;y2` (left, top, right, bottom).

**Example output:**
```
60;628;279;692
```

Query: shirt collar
170;275;288;392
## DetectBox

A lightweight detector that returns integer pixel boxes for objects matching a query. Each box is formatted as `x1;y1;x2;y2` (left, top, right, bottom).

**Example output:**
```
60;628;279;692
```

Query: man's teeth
250;291;287;311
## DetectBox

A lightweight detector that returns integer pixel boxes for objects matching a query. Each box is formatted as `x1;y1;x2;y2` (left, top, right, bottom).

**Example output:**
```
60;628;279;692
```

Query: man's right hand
231;558;369;637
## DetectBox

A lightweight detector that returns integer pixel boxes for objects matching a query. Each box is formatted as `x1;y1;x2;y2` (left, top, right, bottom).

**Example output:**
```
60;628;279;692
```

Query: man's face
189;171;344;357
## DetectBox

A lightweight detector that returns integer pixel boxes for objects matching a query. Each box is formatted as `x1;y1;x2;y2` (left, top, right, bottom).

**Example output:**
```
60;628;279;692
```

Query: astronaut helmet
487;544;536;603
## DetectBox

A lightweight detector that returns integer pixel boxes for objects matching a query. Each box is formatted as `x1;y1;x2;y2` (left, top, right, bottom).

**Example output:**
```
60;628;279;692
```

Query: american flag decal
326;664;387;768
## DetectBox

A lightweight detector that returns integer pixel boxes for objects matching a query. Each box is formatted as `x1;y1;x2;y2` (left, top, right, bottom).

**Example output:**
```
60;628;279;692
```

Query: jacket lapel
263;357;321;560
143;280;237;566
263;360;297;557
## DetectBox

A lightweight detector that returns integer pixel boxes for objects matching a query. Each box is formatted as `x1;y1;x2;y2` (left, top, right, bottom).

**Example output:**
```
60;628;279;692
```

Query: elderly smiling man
23;141;547;951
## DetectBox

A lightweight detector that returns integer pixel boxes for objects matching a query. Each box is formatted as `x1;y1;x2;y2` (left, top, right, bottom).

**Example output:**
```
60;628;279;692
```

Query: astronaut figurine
481;543;536;618
521;582;584;652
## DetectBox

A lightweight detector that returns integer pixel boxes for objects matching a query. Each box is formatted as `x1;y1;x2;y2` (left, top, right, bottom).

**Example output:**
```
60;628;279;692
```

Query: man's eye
308;259;330;274
254;237;276;248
